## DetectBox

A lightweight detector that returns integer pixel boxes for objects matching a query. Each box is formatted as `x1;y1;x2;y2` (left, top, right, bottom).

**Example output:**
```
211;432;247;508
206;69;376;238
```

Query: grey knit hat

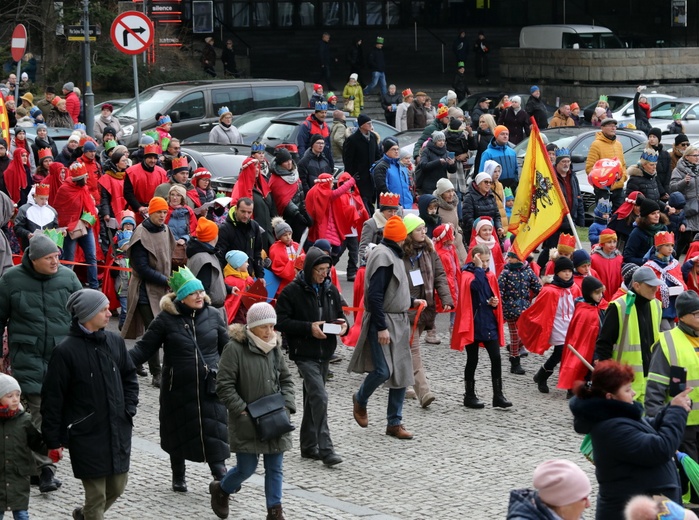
62;82;75;92
676;290;699;318
0;374;20;398
28;234;59;261
272;217;292;239
66;289;109;324
432;130;446;142
246;302;277;329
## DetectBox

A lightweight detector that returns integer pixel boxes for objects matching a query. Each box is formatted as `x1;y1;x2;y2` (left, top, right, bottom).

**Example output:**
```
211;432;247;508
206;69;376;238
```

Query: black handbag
246;392;295;442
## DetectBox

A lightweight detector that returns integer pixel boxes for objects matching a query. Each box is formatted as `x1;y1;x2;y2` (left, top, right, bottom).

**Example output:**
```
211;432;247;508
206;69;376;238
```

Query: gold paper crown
557;233;576;252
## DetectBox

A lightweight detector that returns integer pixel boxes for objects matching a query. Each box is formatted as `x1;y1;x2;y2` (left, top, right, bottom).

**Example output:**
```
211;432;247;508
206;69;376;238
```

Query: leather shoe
352;393;368;428
209;480;230;519
72;507;85;520
386;424;414;440
300;448;322;460
39;467;59;493
322;452;343;466
136;365;148;377
172;476;187;492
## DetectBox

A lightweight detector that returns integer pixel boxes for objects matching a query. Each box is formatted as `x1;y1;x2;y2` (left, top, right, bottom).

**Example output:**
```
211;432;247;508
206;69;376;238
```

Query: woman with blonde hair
474;113;496;177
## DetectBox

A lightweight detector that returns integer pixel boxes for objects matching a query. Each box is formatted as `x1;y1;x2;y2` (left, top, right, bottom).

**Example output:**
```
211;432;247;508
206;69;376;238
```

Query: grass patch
576;226;589;243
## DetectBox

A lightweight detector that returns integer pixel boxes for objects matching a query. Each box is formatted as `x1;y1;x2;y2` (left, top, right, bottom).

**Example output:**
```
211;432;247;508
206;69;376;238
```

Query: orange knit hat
148;197;168;215
494;125;509;138
383;215;408;243
196;216;219;243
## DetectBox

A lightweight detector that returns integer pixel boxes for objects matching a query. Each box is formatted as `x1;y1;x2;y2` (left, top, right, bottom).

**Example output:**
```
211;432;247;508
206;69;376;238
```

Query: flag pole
565;212;583;249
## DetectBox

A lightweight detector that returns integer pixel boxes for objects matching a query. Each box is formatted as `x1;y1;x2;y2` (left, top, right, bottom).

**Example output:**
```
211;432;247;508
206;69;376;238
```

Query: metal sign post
132;55;142;138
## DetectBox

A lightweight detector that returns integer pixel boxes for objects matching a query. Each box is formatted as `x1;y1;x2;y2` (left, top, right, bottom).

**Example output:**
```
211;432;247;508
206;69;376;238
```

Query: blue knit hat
530;85;540;94
225;250;249;270
169;267;205;301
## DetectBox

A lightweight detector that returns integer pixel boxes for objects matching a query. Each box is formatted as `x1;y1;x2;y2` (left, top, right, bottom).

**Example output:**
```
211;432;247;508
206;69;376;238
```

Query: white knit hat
0;374;20;398
246;302;277;329
435;177;455;197
474;171;492;185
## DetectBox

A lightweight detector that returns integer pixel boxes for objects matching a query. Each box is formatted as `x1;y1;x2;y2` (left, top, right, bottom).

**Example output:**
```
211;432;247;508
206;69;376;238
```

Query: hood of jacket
228;322;282;347
302;246;333;287
569;395;643;434
159;292;212;315
507;489;560;520
418;194;438;215
185;237;216;257
668;191;686;209
594;130;618;145
628;163;655;179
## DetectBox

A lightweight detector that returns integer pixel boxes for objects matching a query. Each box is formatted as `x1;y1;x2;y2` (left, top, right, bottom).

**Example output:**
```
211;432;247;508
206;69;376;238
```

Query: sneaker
328;353;342;364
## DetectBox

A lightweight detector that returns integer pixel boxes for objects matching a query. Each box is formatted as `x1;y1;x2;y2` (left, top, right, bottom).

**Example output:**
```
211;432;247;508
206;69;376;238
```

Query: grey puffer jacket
670;157;699;231
216;324;296;455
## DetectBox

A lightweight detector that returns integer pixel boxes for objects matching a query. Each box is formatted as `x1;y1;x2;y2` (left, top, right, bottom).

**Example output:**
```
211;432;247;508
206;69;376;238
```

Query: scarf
246;328;278;354
372;209;388;228
645;258;683;308
552;274;574;289
223;264;250;279
0;407;19;419
105;168;126;180
272;162;300;185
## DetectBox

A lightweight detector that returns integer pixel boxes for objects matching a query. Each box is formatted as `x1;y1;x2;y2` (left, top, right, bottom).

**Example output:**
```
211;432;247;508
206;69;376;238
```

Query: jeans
221;452;284;508
363;71;387;96
295;359;334;456
62;231;98;288
0;511;28;520
118;294;128;329
355;325;406;426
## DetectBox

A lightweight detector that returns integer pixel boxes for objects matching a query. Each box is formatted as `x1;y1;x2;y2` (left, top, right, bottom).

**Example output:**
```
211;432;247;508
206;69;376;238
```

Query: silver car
636;97;699;134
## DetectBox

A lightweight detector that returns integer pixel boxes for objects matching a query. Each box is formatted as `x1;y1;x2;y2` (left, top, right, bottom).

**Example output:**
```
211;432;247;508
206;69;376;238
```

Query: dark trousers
543;344;564;371
171;456;227;481
337;236;359;278
385;111;396;128
295;359;334;457
464;340;502;381
137;304;161;376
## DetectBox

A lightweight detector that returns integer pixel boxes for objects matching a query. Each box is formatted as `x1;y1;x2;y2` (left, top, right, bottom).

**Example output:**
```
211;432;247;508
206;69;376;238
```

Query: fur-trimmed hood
159;292;212;315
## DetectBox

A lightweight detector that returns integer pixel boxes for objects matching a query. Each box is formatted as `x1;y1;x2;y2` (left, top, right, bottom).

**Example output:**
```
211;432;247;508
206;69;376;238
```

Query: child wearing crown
643;231;686;330
543;233;576;278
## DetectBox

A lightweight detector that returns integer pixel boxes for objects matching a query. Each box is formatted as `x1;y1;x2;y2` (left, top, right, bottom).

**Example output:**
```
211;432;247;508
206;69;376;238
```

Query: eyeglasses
687;154;699;157
482;180;493;185
313;266;330;274
680;143;690;147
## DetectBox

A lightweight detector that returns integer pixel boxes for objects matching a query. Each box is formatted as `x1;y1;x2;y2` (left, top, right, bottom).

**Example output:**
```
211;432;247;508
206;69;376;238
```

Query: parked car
230;108;314;144
113;79;310;149
626;97;699;134
93;99;131;122
519;24;624;49
583;91;675;123
623;134;699;166
513;127;647;223
9;127;73;150
458;91;557;120
179;143;272;194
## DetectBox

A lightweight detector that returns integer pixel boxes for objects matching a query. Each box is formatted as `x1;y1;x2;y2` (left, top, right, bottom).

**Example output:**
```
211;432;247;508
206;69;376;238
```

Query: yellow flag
0;96;9;144
508;122;569;260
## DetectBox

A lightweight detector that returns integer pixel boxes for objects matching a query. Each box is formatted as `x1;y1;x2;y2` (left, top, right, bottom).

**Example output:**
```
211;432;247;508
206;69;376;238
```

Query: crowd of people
1;68;699;520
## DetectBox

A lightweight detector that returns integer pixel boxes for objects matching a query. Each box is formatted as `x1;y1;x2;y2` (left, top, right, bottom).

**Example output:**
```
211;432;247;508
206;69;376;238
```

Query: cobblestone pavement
27;268;597;519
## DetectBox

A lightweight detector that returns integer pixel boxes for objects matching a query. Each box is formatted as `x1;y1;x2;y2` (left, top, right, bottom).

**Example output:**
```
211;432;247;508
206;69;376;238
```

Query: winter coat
341;83;363;117
41;321;138;479
216;324;296;454
524;95;548;130
187;239;227;308
497;107;530;145
434;194;467;263
395;102;410;132
0;253;82;395
330;118;348;161
209;123;243;145
297;114;333;166
298;149;333;195
366;46;385;72
31;136;59;165
498;263;542;320
46;108;73;129
215;208;265;278
13;201;59;250
653;143;672;193
276;248;345;361
64;91;80;124
624;223;668;266
0;410;45;511
548;109;575;128
371;155;412;209
570;396;686;520
506;489;562;520
129;294;230;463
418;194;441;237
413;119;448;159
625;164;667;207
56;144;77;167
343;128;381;204
586;132;627;190
416;141;457;195
406;101;428;130
478;138;518;182
473;128;493;177
462;181;503;238
670;157;699;231
402;242;453;329
94;114;123;144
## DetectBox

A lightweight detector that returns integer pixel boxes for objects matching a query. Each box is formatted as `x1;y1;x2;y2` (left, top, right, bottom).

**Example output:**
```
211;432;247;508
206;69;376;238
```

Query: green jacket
0;253;82;395
216;324;296;454
0;410;46;511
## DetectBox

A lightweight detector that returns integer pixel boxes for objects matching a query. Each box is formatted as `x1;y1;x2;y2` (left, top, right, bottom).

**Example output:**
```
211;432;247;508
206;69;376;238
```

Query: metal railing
414;22;445;74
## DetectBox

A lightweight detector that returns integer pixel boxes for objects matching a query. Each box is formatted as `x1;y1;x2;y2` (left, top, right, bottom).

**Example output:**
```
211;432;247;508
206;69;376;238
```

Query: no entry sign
110;11;154;55
11;24;27;62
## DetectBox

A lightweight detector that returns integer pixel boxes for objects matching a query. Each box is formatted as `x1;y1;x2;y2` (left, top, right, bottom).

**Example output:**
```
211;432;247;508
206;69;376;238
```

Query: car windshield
260;122;296;141
651;101;693;120
114;89;182;121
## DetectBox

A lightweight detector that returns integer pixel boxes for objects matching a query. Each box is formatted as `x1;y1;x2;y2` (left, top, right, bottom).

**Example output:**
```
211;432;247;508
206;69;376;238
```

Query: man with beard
124;143;168;223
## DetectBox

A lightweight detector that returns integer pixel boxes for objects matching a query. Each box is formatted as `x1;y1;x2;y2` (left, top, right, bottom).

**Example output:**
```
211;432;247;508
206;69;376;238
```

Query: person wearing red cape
450;244;511;409
466;216;504;277
123;143;168;224
432;223;461;327
268;217;301;298
590;228;624;301
557;276;606;394
518;256;582;394
333;172;369;282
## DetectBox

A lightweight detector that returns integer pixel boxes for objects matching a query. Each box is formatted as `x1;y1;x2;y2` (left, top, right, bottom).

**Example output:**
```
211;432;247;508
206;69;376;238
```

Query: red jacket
76;154;103;205
557;301;602;390
65;91;80;124
450;268;504;350
518;283;582;355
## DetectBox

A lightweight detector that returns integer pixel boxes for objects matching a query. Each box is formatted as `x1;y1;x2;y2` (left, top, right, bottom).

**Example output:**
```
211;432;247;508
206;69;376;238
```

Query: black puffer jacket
276;247;345;361
416;141;457;195
461;181;502;237
298;149;333;194
652;143;672;193
129;294;230;463
215;208;264;278
473;127;493;179
525;96;548;130
625;164;667;209
41;321;138;479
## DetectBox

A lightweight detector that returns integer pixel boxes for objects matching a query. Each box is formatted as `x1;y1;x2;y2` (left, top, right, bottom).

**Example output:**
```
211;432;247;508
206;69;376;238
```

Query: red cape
687;241;699;262
268;240;300;296
47;162;67;203
231;159;270;204
591;250;623;302
557;301;601;390
98;174;126;223
343;266;367;348
224;275;254;324
54;181;98;231
450;268;504;351
333;173;369;239
3;148;29;204
517;283;582;355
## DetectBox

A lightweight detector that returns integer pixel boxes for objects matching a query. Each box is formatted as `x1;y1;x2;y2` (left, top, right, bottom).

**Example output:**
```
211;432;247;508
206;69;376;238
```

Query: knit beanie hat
82;140;97;152
357;114;371;127
383;215;408;242
275;147;292;164
196;217;218;243
474;172;492;186
168;184;187;202
313;239;332;253
28;233;60;260
639;197;660;217
66;288;109;324
309;134;325;147
271;217;292;239
649;128;662;141
474;217;494;234
432;223;454;243
148;197;168;214
403;213;425;234
598;228;617;244
494;125;508;138
533;459;591;507
448;118;462;132
554;257;574;274
382;137;398;154
572;249;591;268
435;177;455;197
0;374;20;398
246;302;277;329
676;134;689;146
621;263;640;287
225;250;249;270
431;130;446;142
63;82;75;92
676;290;699;318
582;276;604;303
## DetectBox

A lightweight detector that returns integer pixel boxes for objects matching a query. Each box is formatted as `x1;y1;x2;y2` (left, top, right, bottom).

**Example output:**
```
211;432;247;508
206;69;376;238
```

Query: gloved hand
48;447;63;463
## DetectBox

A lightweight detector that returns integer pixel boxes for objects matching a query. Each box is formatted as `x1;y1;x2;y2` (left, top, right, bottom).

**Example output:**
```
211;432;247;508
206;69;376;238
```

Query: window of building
322;1;359;26
366;1;399;26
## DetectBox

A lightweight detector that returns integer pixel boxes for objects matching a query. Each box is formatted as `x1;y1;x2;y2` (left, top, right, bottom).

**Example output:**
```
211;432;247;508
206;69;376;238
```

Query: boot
39;466;58;493
171;460;187;492
492;378;513;408
509;356;525;375
267;504;285;520
463;380;485;409
152;372;161;388
136;364;148;377
533;366;553;394
209;481;230;519
424;329;441;345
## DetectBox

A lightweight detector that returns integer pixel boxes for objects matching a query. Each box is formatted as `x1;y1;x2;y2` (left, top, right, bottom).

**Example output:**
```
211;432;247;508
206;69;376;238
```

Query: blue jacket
478;138;518;181
623;224;667;266
371;155;413;209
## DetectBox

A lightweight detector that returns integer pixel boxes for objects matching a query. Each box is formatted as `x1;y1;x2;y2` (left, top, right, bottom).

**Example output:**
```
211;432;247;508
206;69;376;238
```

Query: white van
519;24;624;49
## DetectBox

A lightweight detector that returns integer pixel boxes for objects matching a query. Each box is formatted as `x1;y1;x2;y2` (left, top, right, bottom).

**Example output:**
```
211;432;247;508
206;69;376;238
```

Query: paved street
27;266;597;519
